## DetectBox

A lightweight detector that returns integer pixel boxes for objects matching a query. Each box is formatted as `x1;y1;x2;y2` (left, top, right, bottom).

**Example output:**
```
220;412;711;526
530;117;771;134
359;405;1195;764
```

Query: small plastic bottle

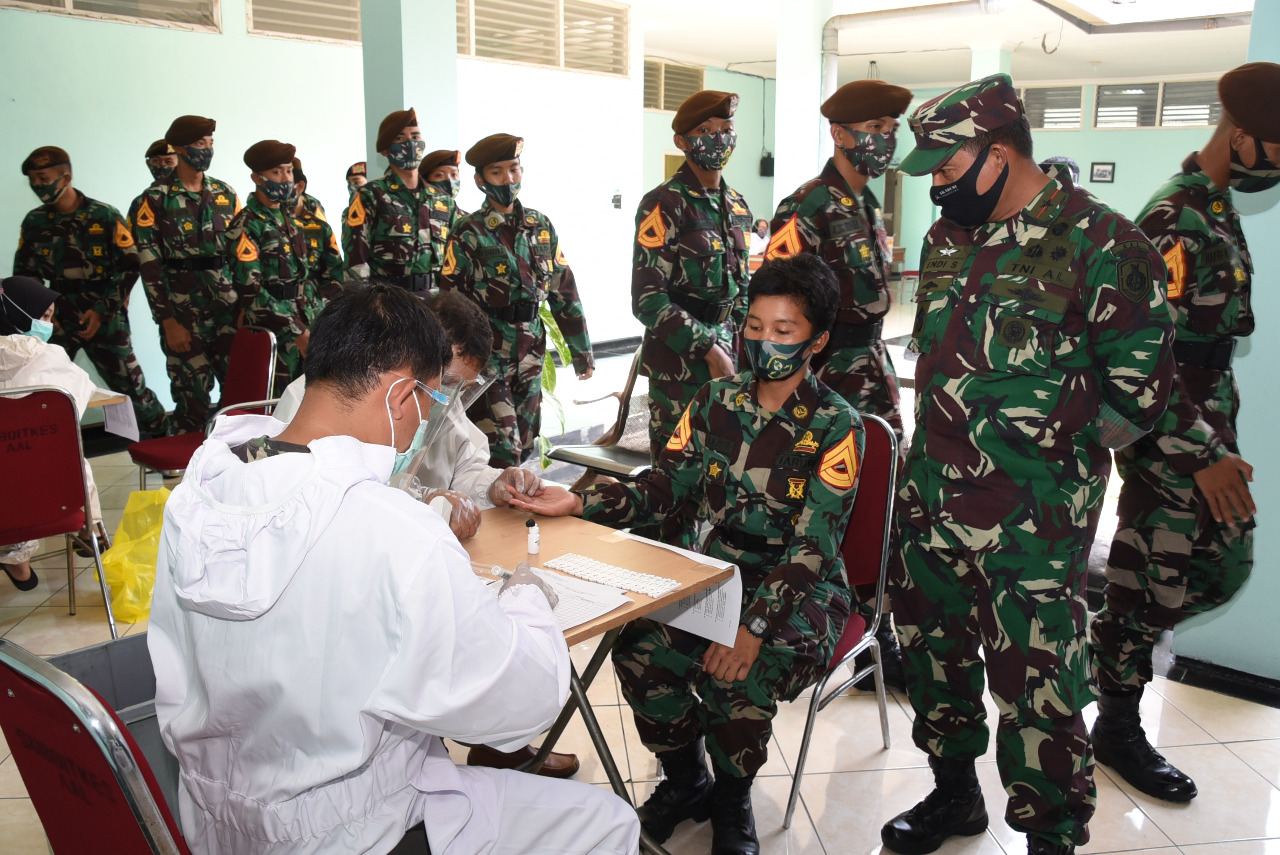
526;518;540;554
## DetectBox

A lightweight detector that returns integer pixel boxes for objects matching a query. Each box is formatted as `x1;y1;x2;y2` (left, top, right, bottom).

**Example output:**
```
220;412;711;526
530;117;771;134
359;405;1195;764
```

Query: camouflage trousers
51;307;168;436
209;304;239;382
814;339;905;454
889;522;1096;845
468;345;545;468
161;309;219;435
612;609;830;779
1091;368;1252;692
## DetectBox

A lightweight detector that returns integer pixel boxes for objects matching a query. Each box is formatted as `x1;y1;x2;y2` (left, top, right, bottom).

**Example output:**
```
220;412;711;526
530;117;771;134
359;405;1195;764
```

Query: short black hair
423;291;492;365
747;254;839;335
960;115;1033;161
305;280;451;399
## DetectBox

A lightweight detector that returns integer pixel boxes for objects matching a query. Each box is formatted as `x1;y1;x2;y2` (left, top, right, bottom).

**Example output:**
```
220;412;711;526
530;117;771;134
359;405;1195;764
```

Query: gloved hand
488;466;543;507
423;488;481;540
498;561;559;610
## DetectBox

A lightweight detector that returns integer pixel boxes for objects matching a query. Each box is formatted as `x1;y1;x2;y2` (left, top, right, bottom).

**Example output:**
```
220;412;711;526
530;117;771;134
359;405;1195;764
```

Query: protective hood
0;334;46;382
163;414;396;620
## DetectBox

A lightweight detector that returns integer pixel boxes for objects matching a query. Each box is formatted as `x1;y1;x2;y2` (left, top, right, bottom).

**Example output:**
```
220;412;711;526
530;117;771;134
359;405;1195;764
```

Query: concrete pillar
772;0;834;209
360;0;458;169
969;41;1014;80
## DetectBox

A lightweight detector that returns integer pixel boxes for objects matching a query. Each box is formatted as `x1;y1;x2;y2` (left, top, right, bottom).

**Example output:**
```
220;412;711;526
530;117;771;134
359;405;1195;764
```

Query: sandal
2;563;39;592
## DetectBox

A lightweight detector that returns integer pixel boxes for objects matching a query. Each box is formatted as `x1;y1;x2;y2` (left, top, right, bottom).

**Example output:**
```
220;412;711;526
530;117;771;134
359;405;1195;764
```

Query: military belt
391;273;433;293
828;319;883;349
670;291;734;325
713;526;785;555
51;278;109;293
1173;338;1234;370
264;280;302;301
164;256;223;272
489;300;538;323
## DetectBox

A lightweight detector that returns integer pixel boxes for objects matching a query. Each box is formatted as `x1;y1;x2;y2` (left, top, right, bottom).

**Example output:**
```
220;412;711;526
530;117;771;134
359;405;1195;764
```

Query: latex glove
498;561;559;609
505;484;582;517
423;488;481;540
488;466;543;507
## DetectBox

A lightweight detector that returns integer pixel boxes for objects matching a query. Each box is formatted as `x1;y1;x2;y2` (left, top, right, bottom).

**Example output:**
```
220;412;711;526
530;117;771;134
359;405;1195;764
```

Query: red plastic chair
0;385;118;637
0;638;190;854
129;327;277;489
783;412;898;828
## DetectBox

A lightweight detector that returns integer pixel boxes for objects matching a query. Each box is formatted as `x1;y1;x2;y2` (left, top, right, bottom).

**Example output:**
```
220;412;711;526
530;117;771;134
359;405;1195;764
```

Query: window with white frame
1022;86;1083;130
248;0;360;44
456;0;628;76
0;0;218;31
643;60;704;111
1095;81;1221;129
1160;80;1223;127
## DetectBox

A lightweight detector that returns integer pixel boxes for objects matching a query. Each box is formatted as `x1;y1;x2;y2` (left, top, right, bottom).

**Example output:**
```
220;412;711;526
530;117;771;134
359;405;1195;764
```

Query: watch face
747;616;769;637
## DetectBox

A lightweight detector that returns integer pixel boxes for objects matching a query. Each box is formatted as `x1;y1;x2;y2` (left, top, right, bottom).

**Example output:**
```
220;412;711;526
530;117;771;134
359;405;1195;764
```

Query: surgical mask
148;162;174;181
180;145;213;172
930;144;1009;229
683;131;736;171
257;176;295;203
30;176;67;205
26;319;54;343
1228;136;1280;193
385;374;449;475
742;335;817;382
838;127;897;178
430;178;461;199
387;139;426;171
480;180;521;207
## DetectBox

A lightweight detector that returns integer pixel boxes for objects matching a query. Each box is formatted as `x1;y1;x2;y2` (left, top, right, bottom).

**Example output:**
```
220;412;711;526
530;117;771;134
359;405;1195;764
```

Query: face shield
459;365;498;412
387;372;465;498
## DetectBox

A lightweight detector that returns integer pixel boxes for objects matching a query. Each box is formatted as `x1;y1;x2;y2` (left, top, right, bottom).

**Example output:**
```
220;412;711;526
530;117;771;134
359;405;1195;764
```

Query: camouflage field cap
899;73;1023;176
21;146;70;175
419;149;461;177
145;139;176;160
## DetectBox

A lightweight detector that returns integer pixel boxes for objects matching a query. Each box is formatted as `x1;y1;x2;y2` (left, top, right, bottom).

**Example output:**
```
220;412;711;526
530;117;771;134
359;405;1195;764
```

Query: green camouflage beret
466;134;523;168
166;115;216;147
899;73;1023;176
243;140;296;173
1219;62;1280;143
21;146;70;175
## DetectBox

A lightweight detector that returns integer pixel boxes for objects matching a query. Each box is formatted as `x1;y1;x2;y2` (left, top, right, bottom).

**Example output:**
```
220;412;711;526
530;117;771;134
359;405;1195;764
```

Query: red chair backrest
839;413;898;588
0;387;89;541
219;327;276;410
0;639;189;855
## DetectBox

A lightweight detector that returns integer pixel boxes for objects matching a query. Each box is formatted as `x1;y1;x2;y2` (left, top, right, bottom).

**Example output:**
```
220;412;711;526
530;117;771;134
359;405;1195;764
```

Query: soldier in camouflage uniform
420;148;467;218
509;256;859;855
134;115;241;434
128;140;180;235
882;75;1175;855
224;141;318;396
14;146;169;436
289;156;344;304
343;109;454;293
1089;63;1279;804
439;133;594;467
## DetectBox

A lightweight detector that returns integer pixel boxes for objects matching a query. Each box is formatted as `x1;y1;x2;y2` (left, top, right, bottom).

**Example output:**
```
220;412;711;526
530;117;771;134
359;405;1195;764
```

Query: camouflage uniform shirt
342;167;454;282
902;176;1175;556
632;162;752;381
296;193;344;300
224;195;313;340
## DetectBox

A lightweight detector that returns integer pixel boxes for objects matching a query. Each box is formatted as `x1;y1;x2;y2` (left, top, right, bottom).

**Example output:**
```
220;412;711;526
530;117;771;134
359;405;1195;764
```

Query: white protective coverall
148;414;639;855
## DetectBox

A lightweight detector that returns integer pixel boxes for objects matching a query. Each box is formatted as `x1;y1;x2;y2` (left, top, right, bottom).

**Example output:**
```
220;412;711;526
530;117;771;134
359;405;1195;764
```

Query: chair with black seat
783;412;898;828
547;348;652;490
0;385;118;636
129;327;277;490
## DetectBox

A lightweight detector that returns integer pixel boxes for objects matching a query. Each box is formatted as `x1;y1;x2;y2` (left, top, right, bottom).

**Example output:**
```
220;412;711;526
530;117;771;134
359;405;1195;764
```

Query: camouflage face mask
742;335;816;382
480;179;520;207
257;176;295;204
1228;136;1280;193
181;145;213;172
839;127;897;178
387;139;426;171
430;178;461;199
148;162;175;181
683;130;736;171
30;176;68;205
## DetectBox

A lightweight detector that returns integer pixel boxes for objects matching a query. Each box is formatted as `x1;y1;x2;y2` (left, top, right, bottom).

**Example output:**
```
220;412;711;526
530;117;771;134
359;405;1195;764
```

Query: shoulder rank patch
1163;243;1186;300
766;214;802;261
113;220;135;249
135;199;155;229
555;246;567;266
329;233;340;253
817;430;859;490
664;404;694;453
441;241;457;277
315;207;328;223
1116;255;1153;303
637;204;667;249
346;194;366;228
235;233;259;263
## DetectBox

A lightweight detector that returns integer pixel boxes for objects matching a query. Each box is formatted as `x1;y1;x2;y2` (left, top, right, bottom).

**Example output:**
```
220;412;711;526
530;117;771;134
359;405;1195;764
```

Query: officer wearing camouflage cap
439;133;594;468
1089;61;1280;806
882;74;1176;855
342;109;455;292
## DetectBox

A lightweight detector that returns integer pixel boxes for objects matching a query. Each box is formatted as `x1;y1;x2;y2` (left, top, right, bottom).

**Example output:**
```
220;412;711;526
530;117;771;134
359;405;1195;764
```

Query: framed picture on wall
1091;162;1115;183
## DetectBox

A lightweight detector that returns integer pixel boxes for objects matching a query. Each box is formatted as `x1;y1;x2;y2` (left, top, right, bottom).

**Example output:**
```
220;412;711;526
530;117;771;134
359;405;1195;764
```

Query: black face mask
930;145;1009;229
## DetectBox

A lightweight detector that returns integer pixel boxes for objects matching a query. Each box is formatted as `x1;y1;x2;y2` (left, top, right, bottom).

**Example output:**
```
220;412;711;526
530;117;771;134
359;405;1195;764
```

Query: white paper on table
98;389;140;441
531;568;633;632
622;532;742;647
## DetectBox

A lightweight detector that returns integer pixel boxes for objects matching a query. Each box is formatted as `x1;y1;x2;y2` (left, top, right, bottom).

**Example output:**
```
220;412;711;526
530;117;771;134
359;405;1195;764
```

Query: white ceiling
638;0;1252;88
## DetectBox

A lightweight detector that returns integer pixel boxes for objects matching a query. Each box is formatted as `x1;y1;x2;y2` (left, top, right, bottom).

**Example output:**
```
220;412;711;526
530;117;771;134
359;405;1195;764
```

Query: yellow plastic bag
101;488;171;624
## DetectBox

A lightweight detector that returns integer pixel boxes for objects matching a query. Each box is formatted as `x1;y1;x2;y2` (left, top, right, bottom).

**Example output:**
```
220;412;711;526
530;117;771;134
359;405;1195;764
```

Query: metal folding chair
547;348;652;489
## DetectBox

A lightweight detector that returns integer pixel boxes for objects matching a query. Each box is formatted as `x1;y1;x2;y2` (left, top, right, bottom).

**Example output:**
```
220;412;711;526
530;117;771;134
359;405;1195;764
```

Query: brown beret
346;161;367;180
672;90;738;134
1219;62;1280;143
465;134;524;168
822;80;914;124
376;108;419;153
243;140;297;173
419;149;462;177
21;146;70;175
165;115;216;147
291;156;307;184
145;139;176;160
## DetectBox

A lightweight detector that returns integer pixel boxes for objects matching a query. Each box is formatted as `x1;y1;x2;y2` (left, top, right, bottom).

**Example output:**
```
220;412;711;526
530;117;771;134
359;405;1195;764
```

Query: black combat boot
881;755;988;855
855;619;907;692
637;738;714;843
1027;834;1075;855
1091;688;1197;802
710;774;759;855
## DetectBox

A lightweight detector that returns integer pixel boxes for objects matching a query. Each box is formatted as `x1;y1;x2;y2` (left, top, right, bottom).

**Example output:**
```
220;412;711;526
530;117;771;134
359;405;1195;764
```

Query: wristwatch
744;615;770;641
